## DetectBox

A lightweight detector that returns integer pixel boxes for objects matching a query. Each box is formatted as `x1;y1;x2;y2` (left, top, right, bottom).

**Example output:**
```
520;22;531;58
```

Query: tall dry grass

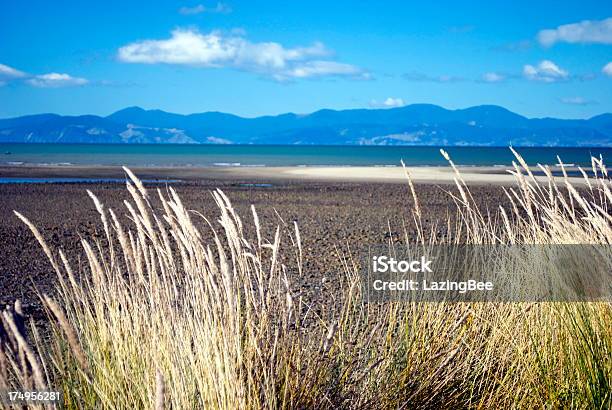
0;150;610;409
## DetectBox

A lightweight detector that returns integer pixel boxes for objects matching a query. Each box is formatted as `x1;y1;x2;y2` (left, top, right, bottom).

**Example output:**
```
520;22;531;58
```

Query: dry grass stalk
42;295;89;371
155;368;165;410
400;159;421;219
1;310;47;390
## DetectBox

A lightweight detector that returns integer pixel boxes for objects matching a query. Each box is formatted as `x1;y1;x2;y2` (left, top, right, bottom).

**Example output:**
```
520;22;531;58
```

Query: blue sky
0;1;611;119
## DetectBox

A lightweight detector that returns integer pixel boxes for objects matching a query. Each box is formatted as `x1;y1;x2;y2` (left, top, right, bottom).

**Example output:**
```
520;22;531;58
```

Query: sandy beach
280;165;588;184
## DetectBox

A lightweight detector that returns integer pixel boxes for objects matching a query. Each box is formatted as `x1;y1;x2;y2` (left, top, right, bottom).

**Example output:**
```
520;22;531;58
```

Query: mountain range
1;104;611;146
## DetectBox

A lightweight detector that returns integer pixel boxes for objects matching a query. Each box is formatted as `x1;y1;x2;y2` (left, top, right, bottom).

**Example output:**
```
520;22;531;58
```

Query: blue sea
1;143;610;168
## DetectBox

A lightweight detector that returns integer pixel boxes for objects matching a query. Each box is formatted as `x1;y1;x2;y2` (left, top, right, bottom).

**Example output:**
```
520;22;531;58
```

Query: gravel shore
0;177;509;324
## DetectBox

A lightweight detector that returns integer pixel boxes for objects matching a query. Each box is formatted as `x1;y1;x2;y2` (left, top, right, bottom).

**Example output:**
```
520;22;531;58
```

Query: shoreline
0;164;588;185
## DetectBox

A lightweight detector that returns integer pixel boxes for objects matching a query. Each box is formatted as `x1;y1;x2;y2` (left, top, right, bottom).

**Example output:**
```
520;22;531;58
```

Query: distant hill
1;104;610;146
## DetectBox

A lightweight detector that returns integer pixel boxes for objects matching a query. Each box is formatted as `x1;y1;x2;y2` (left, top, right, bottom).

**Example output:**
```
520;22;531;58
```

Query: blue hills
1;104;611;146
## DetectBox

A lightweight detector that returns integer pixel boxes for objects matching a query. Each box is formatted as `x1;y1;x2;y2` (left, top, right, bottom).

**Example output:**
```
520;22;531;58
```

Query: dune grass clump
0;151;610;409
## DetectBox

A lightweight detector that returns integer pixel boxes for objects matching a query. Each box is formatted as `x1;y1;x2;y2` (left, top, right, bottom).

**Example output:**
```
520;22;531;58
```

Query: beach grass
0;150;610;409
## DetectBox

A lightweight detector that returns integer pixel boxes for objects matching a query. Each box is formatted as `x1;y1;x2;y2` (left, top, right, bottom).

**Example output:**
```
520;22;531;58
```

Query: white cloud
179;2;232;15
383;97;404;107
117;28;367;81
0;63;91;88
0;63;26;80
369;97;405;108
538;17;612;46
523;60;568;82
27;73;88;88
280;61;365;80
559;96;596;105
603;62;612;77
482;72;505;83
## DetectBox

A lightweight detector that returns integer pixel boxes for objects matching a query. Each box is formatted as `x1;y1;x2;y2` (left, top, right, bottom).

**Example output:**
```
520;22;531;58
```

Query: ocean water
1;143;610;168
